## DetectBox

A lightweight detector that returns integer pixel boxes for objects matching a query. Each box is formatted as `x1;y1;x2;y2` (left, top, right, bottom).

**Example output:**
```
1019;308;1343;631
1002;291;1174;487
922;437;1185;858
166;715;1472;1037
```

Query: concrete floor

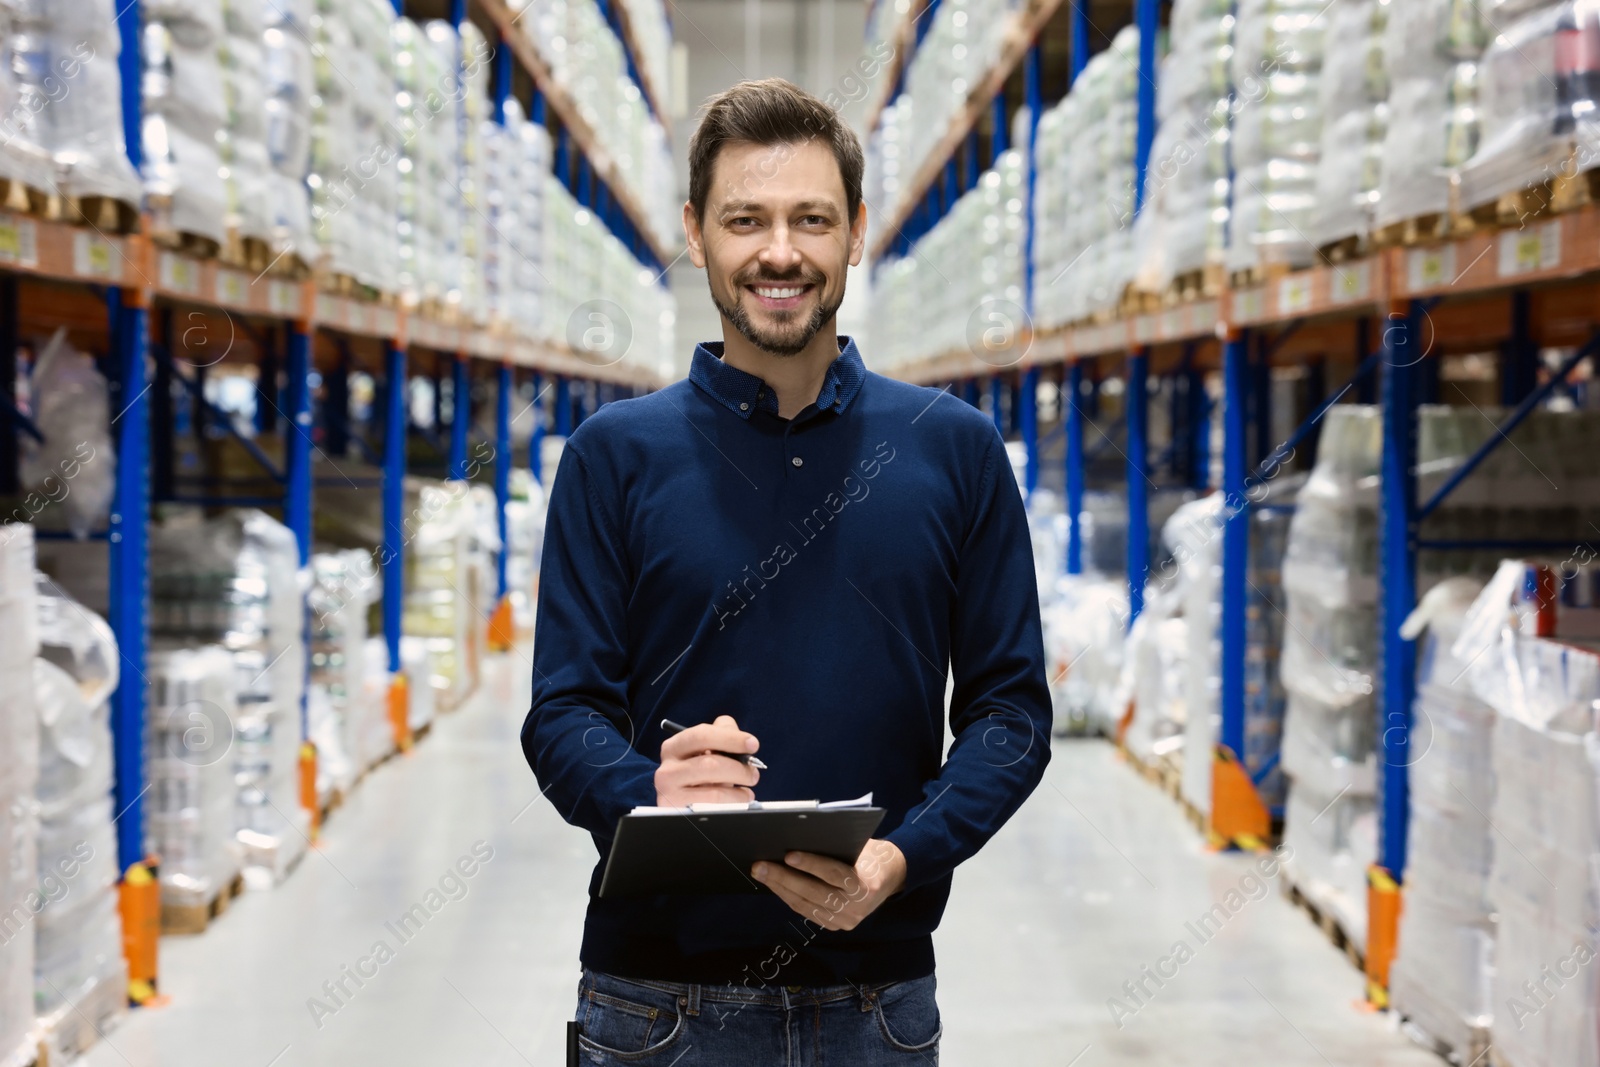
81;650;1443;1066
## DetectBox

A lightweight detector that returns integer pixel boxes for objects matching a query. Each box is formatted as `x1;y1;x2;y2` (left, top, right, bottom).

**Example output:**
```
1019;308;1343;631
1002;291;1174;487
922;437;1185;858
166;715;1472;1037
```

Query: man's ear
683;200;706;268
847;200;867;267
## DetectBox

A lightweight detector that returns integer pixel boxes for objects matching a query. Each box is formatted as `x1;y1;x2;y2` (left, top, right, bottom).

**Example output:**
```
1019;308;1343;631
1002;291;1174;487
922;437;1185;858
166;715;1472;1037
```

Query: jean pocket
577;978;688;1063
872;976;941;1055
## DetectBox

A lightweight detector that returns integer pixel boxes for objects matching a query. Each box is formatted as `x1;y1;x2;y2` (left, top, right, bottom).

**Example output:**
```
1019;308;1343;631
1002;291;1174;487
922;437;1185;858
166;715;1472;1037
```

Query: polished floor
82;650;1442;1066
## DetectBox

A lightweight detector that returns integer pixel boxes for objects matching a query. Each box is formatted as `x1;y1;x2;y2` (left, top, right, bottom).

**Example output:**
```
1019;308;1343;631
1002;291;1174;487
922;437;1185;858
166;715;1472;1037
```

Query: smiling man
522;78;1052;1064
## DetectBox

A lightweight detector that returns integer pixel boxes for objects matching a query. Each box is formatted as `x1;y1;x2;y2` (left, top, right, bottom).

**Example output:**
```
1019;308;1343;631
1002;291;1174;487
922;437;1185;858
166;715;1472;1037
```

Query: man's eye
800;216;828;226
729;216;758;227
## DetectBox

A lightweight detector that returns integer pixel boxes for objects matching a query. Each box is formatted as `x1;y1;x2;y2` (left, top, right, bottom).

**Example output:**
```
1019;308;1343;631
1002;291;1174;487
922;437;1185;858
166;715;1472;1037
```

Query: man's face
684;139;867;357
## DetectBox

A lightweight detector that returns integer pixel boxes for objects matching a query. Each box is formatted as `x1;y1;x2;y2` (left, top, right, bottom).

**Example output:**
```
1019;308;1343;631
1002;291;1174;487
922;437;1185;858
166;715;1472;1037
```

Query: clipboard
598;802;887;898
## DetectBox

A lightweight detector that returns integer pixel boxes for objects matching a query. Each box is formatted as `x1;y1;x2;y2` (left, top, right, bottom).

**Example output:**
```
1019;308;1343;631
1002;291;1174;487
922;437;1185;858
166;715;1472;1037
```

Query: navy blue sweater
521;338;1052;985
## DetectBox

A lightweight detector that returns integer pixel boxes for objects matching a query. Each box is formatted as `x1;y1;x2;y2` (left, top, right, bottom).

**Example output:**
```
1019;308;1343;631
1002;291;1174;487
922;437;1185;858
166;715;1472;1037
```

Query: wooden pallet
161;871;245;935
47;193;139;234
0;176;49;218
1228;259;1291;291
220;228;274;274
1316;234;1367;264
1283;876;1365;973
1164;262;1225;304
150;227;222;263
33;967;128;1066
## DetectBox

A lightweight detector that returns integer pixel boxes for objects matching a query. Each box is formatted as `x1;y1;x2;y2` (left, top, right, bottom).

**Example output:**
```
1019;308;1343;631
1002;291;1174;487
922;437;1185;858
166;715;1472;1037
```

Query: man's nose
759;225;802;272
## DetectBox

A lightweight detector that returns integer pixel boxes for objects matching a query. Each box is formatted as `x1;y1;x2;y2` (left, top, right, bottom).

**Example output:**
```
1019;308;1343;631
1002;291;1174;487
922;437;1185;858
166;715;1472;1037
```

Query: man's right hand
655;714;761;806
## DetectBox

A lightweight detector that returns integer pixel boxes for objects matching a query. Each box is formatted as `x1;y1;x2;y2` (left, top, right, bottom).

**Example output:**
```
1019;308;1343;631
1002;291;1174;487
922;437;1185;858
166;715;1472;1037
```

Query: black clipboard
598;806;887;898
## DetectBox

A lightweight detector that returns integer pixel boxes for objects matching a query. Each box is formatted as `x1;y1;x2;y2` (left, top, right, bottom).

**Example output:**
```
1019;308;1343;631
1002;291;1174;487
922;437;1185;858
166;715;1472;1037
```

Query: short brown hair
688;78;864;227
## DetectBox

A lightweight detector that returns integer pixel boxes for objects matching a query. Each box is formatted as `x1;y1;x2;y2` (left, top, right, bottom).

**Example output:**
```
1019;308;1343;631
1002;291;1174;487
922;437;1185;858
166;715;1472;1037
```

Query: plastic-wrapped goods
872;151;1027;370
0;7;57;195
1131;0;1232;291
541;173;677;375
149;510;308;885
145;646;241;910
308;0;399;292
1459;0;1600;211
1376;0;1485;228
1389;578;1496;1061
403;482;497;710
31;578;125;1037
0;526;39;1067
615;0;673;112
142;0;229;245
1226;0;1328;273
1122;586;1189;762
356;636;395;772
484;101;552;337
894;0;1015;214
217;0;273;244
393;18;462;304
19;329;114;541
1307;0;1387;246
1040;576;1131;736
505;468;547;637
458;21;491;324
307;550;380;805
517;0;677;246
1034;27;1143;328
22;1;142;206
1170;493;1294;818
260;2;316;263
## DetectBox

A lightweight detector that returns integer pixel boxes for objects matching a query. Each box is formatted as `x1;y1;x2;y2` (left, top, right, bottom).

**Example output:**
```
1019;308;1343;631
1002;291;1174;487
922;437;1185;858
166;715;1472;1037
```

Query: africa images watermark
0;838;96;948
306;840;496;1029
1106;842;1293;1029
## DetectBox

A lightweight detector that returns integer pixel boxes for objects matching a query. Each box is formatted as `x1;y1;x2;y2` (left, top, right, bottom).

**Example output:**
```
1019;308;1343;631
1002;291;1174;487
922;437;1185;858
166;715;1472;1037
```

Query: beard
711;269;844;357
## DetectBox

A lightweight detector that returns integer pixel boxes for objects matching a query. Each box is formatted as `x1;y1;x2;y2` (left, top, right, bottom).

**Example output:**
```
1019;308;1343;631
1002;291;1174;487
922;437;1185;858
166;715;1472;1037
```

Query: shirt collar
689;336;866;420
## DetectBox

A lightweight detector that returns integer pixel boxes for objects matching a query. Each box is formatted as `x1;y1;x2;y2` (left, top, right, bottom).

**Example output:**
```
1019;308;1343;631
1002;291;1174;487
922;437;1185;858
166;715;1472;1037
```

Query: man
522;77;1051;1064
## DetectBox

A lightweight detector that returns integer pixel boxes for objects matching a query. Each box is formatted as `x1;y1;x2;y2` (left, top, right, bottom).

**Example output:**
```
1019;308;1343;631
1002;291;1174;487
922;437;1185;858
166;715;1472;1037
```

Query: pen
659;718;768;770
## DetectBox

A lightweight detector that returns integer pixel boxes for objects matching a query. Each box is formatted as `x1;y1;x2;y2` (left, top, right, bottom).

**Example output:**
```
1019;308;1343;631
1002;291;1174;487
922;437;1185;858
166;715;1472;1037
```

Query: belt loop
684;983;701;1016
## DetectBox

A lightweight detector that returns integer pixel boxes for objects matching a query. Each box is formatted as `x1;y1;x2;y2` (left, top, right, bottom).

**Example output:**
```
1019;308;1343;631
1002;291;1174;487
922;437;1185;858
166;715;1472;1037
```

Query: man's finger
660;719;760;761
756;862;849;914
781;851;856;890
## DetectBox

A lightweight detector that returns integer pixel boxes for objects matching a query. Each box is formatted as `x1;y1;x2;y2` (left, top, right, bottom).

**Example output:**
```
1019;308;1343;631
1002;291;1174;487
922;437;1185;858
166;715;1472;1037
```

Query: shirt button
791;456;803;468
739;402;749;411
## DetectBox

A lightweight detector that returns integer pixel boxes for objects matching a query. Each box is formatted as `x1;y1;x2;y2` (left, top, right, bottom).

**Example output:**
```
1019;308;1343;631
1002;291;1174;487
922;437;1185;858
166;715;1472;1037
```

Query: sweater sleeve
884;430;1054;892
520;443;658;841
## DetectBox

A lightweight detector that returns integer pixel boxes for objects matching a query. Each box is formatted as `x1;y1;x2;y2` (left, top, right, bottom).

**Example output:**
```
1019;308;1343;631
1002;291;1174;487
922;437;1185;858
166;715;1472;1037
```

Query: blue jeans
573;968;941;1065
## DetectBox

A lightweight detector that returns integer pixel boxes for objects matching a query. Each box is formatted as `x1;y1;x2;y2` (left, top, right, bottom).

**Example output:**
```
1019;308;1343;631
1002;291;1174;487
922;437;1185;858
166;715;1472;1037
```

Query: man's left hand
752;839;907;931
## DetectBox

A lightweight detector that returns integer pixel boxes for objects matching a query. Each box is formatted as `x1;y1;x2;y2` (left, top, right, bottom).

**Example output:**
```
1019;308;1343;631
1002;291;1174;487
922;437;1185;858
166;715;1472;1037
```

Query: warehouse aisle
82;651;1439;1067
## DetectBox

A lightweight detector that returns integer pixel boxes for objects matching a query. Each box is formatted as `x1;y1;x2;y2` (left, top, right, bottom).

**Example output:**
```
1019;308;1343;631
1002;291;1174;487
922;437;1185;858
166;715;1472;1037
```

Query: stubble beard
712;271;845;358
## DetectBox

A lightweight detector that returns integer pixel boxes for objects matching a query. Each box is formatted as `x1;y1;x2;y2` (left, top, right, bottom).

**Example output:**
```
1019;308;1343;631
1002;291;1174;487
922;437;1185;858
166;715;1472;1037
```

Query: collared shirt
522;335;1051;986
687;336;867;420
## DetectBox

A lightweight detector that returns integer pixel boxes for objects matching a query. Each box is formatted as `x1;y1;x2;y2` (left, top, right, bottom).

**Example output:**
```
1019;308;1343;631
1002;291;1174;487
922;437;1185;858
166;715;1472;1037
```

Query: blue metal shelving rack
865;0;1600;1002
0;0;670;999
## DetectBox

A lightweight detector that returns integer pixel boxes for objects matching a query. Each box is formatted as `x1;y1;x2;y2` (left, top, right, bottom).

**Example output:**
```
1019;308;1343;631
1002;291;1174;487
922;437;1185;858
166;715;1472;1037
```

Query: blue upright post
493;34;513;125
495;362;512;600
1126;349;1149;626
964;129;978;191
326;342;351;459
988;375;1004;435
1253;336;1272;468
256;330;279;435
962;378;980;408
531;85;547;126
1071;0;1091;82
990;94;1007;165
108;294;150;875
383;343;407;677
555;375;572;436
110;0;147;878
529;371;546;482
1133;0;1158;214
449;354;470;480
1024;42;1041;325
1066;361;1085;575
1021;365;1040;497
1219;329;1249;759
284;324;313;565
1503;289;1537;405
1378;301;1419;880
